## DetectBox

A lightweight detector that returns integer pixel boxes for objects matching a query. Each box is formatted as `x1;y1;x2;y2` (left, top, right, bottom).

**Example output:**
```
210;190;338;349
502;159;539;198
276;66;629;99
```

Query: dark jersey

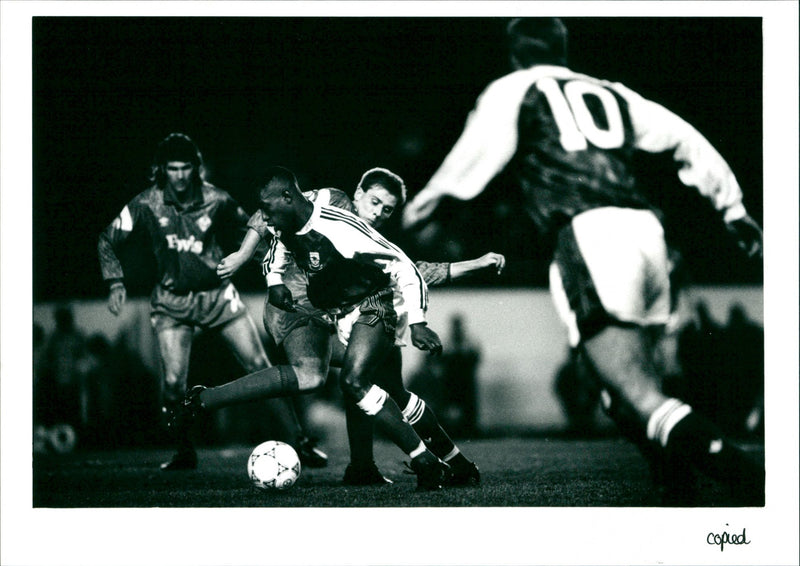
407;65;747;239
98;182;250;294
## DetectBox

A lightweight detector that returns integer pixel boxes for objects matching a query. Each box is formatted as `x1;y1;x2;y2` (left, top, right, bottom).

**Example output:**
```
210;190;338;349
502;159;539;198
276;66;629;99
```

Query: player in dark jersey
97;133;326;471
178;166;451;490
402;18;764;505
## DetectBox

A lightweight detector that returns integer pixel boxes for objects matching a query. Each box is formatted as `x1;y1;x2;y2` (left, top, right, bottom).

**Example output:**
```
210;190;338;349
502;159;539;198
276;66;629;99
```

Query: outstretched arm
415;252;506;287
449;252;506;280
217;228;262;279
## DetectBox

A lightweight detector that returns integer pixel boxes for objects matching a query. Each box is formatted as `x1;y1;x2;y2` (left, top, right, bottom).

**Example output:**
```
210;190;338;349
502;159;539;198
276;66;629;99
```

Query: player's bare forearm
218;229;261;278
449;252;506;280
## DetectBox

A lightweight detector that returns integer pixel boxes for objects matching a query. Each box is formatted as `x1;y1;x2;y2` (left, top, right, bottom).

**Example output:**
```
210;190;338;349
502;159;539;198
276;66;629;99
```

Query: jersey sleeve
616;82;748;223
415;261;450;287
416;73;529;202
97;197;142;284
326;188;356;213
221;192;252;242
319;207;429;324
262;234;292;287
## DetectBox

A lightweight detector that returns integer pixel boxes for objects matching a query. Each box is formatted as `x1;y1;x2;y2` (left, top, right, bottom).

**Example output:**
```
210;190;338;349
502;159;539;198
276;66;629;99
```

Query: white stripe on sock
409;441;427;459
356;385;388;416
647;398;692;447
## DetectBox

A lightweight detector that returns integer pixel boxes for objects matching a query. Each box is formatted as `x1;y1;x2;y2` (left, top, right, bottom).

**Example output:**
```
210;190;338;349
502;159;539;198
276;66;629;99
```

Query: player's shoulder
200;181;230;200
130;185;162;208
308;187;355;212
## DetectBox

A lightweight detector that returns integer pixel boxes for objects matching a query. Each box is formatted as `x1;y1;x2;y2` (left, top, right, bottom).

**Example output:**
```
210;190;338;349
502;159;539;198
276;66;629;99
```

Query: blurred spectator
38;306;87;431
553;348;602;436
409;314;482;438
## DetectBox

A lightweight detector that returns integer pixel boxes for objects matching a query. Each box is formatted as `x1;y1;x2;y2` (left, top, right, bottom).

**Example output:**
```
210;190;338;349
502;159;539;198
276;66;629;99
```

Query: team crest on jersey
159;217;170;227
196;215;212;232
308;252;321;270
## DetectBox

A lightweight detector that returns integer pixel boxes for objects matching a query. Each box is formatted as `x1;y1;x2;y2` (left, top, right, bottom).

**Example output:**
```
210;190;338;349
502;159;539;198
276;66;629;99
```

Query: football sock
648;399;764;489
199;365;300;410
345;399;376;466
403;394;458;460
358;385;425;455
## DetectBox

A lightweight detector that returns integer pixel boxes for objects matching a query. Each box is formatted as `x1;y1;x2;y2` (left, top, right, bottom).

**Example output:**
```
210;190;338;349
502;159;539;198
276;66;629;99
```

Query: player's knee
292;356;328;390
339;371;371;403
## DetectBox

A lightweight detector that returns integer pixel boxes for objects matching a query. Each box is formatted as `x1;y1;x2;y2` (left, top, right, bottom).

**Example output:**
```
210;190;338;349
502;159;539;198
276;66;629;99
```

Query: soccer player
214;167;504;485
183;166;451;490
401;18;764;504
97;133;326;471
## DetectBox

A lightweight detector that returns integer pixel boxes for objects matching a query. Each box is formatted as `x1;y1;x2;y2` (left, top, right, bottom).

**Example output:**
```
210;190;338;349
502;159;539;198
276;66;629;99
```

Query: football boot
343;462;393;486
296;436;328;468
446;458;481;487
166;385;207;432
408;452;451;491
160;447;198;471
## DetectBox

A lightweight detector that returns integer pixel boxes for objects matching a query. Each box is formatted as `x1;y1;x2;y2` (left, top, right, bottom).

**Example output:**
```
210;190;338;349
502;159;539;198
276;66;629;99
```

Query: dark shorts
150;283;247;333
262;297;335;345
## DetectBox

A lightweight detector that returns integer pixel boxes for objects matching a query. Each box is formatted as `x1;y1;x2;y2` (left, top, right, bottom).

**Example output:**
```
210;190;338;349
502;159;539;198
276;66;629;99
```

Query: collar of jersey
294;196;324;235
163;183;203;208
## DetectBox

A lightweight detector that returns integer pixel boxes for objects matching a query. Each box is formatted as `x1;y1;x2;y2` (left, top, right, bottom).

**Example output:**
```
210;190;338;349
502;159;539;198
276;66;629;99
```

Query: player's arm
402;75;526;229
217;210;270;279
619;83;762;258
98;199;141;316
416;252;506;286
263;235;297;312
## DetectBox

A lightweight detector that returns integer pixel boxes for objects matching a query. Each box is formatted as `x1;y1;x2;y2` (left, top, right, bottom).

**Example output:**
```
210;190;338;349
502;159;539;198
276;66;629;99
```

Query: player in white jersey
177;166;450;490
209;168;504;485
98;134;326;471
402;18;764;504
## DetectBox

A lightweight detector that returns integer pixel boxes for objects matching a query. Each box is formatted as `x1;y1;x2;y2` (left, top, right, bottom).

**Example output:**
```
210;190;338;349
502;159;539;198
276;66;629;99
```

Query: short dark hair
151;133;204;188
357;167;407;205
507;17;568;69
258;166;299;202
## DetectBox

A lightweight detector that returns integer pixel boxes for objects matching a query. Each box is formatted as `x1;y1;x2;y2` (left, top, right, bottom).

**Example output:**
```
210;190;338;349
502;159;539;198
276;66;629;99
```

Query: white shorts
549;207;671;347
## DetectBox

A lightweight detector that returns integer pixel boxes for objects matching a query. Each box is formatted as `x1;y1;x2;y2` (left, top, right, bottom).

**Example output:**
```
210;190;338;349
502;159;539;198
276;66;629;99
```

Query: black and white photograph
1;1;797;565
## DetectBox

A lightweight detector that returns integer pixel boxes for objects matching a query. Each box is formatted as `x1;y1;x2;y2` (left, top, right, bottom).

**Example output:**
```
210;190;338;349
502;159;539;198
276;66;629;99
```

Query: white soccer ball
247;440;301;490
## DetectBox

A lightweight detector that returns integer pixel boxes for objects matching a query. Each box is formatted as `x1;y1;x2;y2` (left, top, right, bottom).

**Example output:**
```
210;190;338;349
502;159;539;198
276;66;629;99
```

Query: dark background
33;17;763;302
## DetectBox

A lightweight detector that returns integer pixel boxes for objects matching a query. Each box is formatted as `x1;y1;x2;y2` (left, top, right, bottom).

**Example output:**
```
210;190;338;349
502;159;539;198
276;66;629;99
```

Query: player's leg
554;208;763;502
582;325;763;503
375;347;479;486
339;319;447;490
155;323;197;470
325;321;391;485
218;314;328;467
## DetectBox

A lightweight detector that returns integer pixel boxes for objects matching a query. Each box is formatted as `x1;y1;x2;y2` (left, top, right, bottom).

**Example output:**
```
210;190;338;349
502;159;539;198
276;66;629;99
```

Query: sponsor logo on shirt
196;215;212;232
159;217;170;227
166;234;203;254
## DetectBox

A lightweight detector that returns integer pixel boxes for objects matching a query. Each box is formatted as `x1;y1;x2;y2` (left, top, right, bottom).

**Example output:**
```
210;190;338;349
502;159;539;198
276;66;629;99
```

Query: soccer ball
247;440;301;490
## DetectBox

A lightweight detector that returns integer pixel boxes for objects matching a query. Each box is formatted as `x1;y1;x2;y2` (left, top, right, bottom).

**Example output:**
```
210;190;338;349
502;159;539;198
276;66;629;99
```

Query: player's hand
479;252;506;275
402;191;442;230
107;283;126;316
217;251;247;279
410;323;443;355
726;214;763;260
268;284;296;312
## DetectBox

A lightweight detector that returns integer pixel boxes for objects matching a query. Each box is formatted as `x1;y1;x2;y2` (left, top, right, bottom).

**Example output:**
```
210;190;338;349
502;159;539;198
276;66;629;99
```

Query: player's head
353;167;406;229
506;17;568;70
257;166;304;232
152;132;204;190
